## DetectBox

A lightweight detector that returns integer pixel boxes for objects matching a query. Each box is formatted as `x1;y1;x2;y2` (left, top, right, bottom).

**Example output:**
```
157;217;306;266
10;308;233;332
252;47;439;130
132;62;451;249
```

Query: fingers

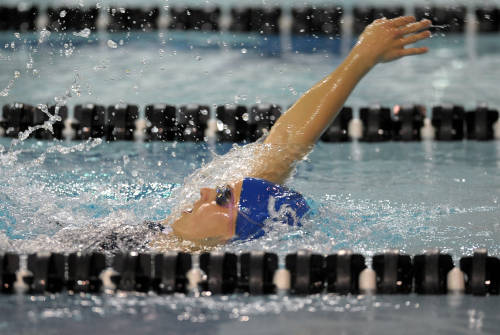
389;16;416;27
398;19;432;35
384;46;429;62
397;30;431;47
399;47;429;58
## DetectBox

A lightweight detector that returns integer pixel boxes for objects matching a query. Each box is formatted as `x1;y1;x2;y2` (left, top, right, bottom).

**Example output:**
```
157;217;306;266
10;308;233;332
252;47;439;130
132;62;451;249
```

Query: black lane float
1;249;499;296
1;103;499;142
1;5;499;34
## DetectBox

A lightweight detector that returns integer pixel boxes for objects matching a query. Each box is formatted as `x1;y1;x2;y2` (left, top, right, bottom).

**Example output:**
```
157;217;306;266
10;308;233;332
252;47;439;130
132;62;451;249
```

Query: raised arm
265;16;431;146
249;16;431;183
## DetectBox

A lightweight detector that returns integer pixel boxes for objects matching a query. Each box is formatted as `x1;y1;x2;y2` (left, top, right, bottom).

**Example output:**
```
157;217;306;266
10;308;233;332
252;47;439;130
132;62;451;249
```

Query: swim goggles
215;185;236;237
215;185;233;207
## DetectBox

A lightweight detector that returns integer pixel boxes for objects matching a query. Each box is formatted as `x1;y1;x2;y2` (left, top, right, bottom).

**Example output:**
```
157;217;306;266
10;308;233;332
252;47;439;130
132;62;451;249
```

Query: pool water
0;139;499;334
0;294;499;335
0;138;499;255
1;31;500;112
1;1;500;333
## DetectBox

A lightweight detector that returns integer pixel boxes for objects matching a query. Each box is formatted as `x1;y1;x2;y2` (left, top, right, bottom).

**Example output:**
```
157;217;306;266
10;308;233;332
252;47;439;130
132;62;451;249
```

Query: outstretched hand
356;16;432;67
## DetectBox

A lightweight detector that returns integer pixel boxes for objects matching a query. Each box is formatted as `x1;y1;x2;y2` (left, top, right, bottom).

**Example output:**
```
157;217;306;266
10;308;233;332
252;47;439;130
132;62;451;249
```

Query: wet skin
167;17;432;245
171;181;243;244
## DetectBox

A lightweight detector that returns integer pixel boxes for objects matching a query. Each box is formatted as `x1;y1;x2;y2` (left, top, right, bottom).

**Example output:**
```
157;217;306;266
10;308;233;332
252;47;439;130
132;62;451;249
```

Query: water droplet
73;28;91;38
107;40;118;49
241;48;247;54
60;10;67;18
14;32;20;38
38;29;51;43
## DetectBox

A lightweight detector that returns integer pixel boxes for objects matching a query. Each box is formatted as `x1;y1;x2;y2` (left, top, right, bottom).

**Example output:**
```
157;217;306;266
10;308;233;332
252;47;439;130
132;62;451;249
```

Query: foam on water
0;133;499;258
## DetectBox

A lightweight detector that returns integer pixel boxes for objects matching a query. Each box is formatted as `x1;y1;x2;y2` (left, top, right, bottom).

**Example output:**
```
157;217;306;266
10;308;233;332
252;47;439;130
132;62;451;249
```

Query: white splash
38;29;51;44
107;40;118;49
0;70;20;96
73;28;91;38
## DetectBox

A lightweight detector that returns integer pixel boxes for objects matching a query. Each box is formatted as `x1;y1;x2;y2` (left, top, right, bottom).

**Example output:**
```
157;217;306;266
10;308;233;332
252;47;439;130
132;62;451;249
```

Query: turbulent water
0;135;499;334
0;134;498;258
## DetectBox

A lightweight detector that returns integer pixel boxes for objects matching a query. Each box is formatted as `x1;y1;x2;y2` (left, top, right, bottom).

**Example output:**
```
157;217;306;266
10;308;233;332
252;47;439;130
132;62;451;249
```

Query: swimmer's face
171;186;237;244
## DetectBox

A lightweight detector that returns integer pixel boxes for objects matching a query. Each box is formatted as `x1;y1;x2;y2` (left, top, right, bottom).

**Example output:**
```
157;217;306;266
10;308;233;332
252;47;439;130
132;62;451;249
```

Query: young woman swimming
158;16;432;248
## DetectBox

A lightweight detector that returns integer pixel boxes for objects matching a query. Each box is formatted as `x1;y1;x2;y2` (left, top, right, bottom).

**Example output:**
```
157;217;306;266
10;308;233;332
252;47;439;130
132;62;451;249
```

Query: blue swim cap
234;178;310;241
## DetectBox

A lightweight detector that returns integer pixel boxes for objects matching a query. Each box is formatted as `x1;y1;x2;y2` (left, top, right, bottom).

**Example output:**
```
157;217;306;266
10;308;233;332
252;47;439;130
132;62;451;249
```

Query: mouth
183;208;193;214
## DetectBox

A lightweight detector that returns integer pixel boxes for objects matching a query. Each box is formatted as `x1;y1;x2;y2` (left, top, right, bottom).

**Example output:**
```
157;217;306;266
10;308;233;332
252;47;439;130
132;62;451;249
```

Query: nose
199;188;213;202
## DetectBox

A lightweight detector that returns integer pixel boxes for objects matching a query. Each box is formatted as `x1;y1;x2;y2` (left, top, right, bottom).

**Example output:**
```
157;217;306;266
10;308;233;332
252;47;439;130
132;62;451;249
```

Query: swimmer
157;16;432;248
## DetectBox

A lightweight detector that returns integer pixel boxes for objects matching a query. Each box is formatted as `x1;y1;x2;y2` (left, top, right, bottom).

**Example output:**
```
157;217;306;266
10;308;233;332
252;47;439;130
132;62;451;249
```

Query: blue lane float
1;249;499;296
1;103;499;142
